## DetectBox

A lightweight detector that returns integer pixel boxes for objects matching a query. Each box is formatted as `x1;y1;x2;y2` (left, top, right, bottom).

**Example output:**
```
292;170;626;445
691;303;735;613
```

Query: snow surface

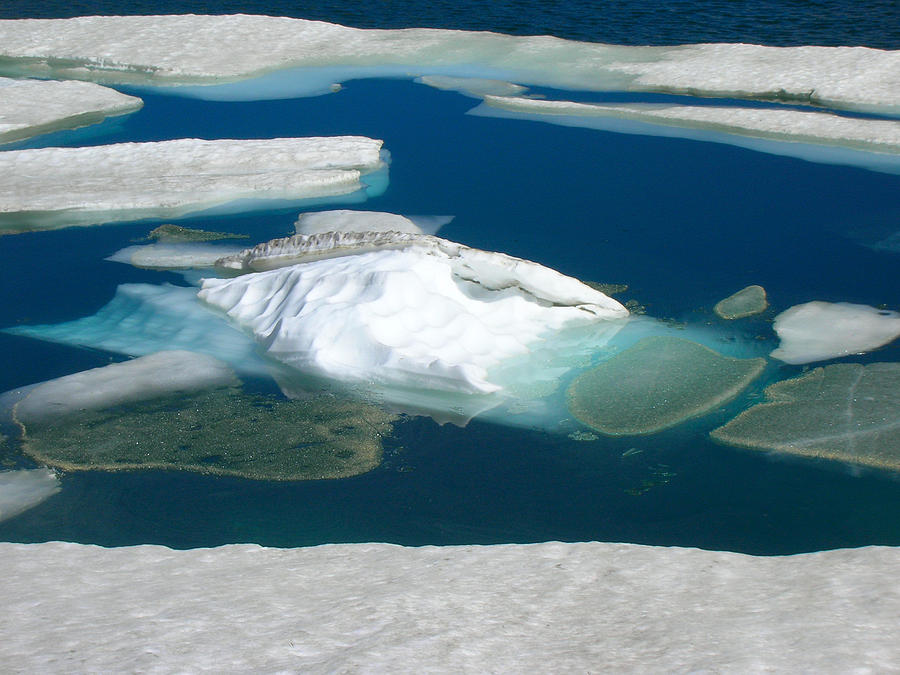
12;351;236;425
771;301;900;364
0;470;60;523
0;77;141;144
0;136;385;233
0;15;896;111
202;232;627;396
0;540;897;672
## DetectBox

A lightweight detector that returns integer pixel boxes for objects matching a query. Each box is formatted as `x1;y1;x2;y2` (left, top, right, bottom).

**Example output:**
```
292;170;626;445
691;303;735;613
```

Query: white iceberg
0;469;60;523
0;16;896;112
201;232;628;396
771;301;900;364
0;541;897;671
12;350;237;426
107;243;247;269
473;96;900;174
0;77;142;144
294;209;452;236
0;136;386;233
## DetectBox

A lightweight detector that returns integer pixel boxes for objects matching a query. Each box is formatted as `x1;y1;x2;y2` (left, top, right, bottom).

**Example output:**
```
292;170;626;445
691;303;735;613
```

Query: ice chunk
474;97;900;173
0;136;386;234
17;385;397;481
294;209;452;236
0;469;60;523
567;336;766;435
0;16;896;112
0;541;897;672
5;284;268;375
201;236;627;396
107;243;247;269
0;77;142;144
714;285;768;320
771;301;900;364
711;362;900;471
415;75;528;98
12;351;237;426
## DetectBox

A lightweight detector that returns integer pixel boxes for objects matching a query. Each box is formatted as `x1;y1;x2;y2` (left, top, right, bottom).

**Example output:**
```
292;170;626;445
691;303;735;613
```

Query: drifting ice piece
0;136;385;233
771;301;900;364
0;469;60;523
0;77;142;144
711;362;900;471
202;233;627;396
0;16;896;111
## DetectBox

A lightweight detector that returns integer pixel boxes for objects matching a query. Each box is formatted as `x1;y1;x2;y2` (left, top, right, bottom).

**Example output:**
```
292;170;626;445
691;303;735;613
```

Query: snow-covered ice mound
771;301;900;364
202;232;628;396
0;541;897;671
294;209;452;236
0;77;141;144
0;469;60;523
0;136;386;234
0;15;896;111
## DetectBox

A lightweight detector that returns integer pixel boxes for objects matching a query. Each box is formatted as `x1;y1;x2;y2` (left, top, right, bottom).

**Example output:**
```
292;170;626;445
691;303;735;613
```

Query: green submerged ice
567;336;766;435
714;285;768;320
711;362;900;471
147;224;248;243
17;387;399;481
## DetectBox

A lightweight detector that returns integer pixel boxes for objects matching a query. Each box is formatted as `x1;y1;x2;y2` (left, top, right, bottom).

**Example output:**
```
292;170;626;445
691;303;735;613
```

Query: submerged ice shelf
0;136;386;233
0;15;897;112
0;77;141;144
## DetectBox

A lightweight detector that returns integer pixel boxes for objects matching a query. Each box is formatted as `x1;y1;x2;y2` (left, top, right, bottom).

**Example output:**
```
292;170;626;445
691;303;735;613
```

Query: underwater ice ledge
0;77;142;144
0;15;897;113
471;97;900;175
0;137;389;234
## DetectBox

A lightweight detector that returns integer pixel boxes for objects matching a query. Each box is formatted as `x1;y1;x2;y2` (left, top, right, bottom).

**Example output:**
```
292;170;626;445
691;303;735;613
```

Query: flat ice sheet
0;15;897;111
0;541;897;672
0;77;141;144
0;136;385;233
480;96;900;154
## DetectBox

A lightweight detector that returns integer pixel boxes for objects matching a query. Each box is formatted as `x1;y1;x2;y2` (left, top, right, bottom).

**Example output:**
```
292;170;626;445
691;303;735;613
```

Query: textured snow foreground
0;15;897;112
0;77;141;144
0;136;385;233
0;542;897;672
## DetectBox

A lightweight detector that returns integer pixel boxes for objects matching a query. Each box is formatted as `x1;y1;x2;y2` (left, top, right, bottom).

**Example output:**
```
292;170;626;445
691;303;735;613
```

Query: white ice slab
0;541;897;672
0;16;896;111
201;235;627;396
12;351;236;425
107;243;247;269
294;209;451;236
0;469;60;523
0;77;141;144
771;301;900;364
0;136;385;233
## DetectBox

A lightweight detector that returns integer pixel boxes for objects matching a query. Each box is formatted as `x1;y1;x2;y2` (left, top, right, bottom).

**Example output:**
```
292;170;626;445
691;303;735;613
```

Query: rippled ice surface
1;79;899;553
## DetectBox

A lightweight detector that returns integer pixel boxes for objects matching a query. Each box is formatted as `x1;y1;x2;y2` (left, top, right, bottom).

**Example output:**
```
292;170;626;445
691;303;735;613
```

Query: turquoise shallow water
1;75;899;553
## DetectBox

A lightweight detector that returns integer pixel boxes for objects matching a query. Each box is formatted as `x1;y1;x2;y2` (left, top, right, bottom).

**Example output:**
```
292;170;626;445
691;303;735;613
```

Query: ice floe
12;351;237;426
107;243;247;269
474;97;900;173
294;209;451;236
0;540;897;671
0;136;386;233
714;285;768;320
0;469;60;523
712;362;900;471
771;301;900;364
0;77;141;144
0;16;896;112
202;232;627;397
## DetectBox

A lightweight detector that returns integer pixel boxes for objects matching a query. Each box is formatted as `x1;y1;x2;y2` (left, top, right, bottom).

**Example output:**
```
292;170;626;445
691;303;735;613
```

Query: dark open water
0;3;898;554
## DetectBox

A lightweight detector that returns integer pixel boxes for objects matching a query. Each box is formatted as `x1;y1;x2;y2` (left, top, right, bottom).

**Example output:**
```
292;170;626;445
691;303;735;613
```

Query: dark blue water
2;0;899;48
1;76;899;554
